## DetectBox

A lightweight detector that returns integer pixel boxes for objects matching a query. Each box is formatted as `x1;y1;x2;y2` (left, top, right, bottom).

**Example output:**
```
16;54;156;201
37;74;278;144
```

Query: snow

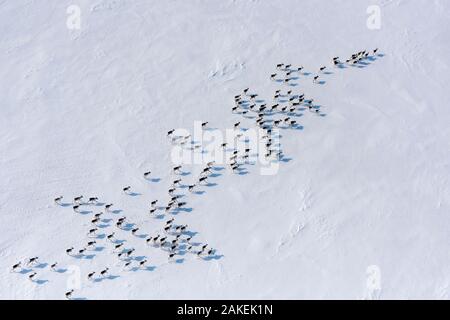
1;0;449;299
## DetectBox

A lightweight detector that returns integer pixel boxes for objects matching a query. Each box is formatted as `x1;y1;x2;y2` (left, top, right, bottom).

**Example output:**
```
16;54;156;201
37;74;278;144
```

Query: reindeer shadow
59;203;72;207
292;125;304;131
136;233;149;239
317;81;326;85
55;268;67;273
98;224;110;229
79;210;92;215
35;279;49;285
121;223;135;231
19;268;32;274
127;192;141;197
144;265;156;271
236;169;249;176
180;171;191;176
94;275;119;282
203;254;224;261
94;246;105;252
35;263;48;269
205;182;218;187
111;209;123;214
183;231;198;238
194;190;205;195
133;256;147;262
173;207;193;214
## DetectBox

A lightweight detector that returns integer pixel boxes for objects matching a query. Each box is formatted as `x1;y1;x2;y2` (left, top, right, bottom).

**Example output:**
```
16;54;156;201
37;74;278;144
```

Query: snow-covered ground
1;0;449;299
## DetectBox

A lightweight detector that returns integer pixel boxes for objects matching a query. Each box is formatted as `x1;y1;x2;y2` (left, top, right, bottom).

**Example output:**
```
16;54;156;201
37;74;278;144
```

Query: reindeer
270;73;277;80
123;186;131;194
107;232;115;242
144;171;151;178
65;290;74;300
87;241;96;249
54;196;63;205
123;261;132;270
172;179;182;187
66;247;74;256
201;121;209;129
49;262;58;271
125;249;135;258
88;272;96;281
167;129;175;137
100;268;109;277
94;212;103;219
319;66;326;72
88;197;98;204
73;205;80;213
28;272;37;282
87;228;98;237
11;262;21;272
149;200;158;208
139;260;147;268
74;196;83;204
313;75;319;84
163;226;172;236
131;227;139;236
27;257;39;266
105;203;113;212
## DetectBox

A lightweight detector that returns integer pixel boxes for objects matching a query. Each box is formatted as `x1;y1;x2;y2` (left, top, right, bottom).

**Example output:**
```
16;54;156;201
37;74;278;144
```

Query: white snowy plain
0;0;449;300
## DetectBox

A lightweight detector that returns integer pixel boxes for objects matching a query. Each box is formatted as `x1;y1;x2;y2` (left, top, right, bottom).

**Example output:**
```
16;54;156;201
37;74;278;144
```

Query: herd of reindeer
10;48;381;299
